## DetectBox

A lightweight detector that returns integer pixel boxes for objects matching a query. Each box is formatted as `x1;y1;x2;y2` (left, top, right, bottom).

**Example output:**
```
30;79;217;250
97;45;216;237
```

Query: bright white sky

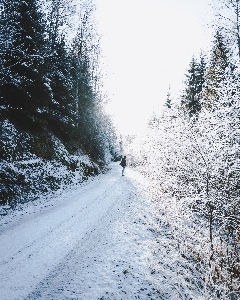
94;0;212;135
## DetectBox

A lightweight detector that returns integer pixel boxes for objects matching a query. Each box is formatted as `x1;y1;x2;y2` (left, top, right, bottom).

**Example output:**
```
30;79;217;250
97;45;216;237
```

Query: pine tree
181;55;206;115
45;37;76;144
213;0;240;62
0;0;117;163
165;85;172;109
204;30;231;107
69;2;107;161
0;0;52;132
198;51;207;92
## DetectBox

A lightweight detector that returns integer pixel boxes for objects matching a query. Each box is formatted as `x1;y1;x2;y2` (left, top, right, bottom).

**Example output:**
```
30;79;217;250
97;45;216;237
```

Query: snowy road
0;163;164;300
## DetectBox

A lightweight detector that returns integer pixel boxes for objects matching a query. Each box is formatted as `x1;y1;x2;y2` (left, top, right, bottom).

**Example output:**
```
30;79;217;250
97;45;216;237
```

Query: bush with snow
136;76;240;299
0;119;101;207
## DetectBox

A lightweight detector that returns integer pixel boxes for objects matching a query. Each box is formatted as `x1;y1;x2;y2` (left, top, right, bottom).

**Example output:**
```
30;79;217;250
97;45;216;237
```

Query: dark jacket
120;157;126;167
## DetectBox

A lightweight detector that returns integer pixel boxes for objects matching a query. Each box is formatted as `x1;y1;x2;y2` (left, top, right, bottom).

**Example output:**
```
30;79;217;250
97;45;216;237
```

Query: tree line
0;0;118;207
138;1;240;298
0;0;116;163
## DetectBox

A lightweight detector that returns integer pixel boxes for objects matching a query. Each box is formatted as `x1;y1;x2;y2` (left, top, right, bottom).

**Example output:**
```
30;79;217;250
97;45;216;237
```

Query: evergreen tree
213;0;240;62
69;2;109;161
198;51;207;92
45;37;76;144
0;0;117;163
165;85;172;109
204;30;231;106
181;55;206;115
0;0;52;132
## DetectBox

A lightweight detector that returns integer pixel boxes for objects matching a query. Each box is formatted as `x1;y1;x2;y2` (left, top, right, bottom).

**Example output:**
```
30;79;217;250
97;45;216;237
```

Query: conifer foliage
165;85;172;109
204;30;232;106
213;0;240;61
0;0;117;205
0;0;115;160
181;53;206;115
0;0;52;130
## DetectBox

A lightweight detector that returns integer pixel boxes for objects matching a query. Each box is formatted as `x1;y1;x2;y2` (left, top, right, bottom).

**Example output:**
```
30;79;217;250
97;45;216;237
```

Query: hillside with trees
0;0;118;207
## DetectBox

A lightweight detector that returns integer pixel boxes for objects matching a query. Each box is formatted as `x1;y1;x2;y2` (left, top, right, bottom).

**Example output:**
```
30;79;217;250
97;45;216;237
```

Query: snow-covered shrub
0;119;32;161
0;161;21;206
0;119;102;207
138;77;240;298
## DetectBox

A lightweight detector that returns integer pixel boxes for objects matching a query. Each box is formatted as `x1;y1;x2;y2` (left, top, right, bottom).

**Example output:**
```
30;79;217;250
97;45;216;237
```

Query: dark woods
0;0;117;206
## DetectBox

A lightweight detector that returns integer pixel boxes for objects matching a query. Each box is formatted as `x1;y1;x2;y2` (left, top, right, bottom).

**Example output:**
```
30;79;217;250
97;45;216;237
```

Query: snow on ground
0;162;198;300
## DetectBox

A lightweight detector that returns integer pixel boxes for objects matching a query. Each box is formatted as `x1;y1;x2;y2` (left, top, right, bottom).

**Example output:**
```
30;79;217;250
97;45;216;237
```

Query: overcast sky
94;0;213;135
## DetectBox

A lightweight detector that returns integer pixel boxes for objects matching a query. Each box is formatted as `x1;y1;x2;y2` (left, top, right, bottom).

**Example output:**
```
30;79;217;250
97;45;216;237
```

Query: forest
131;0;240;298
0;0;239;298
0;0;118;207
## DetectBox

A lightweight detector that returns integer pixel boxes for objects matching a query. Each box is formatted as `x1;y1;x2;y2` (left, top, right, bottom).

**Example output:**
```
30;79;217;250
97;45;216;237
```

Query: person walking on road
120;156;127;176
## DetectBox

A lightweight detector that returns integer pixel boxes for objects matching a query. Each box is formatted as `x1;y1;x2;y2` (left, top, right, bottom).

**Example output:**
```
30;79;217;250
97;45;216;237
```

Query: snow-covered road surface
0;163;165;300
